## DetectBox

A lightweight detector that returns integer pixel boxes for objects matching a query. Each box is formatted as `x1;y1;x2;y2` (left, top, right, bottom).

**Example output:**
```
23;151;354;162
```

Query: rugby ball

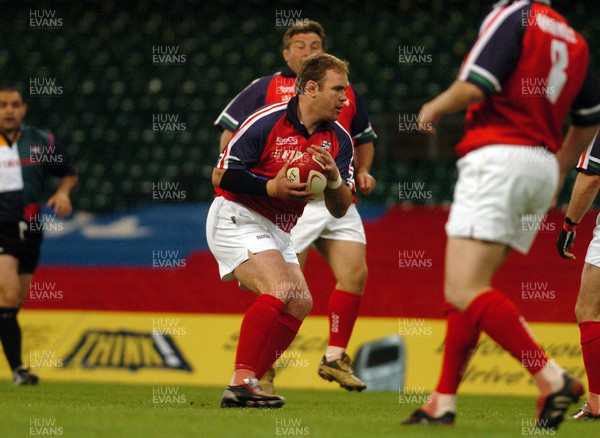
286;153;327;197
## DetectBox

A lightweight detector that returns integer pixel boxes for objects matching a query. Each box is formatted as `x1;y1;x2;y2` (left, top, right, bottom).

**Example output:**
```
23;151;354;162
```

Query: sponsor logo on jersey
277;86;296;95
281;150;304;161
62;329;192;372
276;136;299;146
0;158;21;168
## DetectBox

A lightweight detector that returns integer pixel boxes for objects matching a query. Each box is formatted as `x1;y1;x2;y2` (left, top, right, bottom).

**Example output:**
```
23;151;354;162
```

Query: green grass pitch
1;381;596;437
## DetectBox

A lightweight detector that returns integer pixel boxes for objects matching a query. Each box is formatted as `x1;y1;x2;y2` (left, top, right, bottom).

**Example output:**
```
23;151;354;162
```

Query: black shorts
0;221;43;274
20;226;44;274
0;221;26;259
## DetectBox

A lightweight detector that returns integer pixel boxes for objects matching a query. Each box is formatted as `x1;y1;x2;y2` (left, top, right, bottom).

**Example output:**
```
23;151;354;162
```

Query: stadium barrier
1;311;584;395
5;203;590;394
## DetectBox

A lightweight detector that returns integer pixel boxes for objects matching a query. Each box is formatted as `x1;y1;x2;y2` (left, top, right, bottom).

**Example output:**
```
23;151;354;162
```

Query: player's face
283;32;324;74
314;70;348;122
0;91;27;133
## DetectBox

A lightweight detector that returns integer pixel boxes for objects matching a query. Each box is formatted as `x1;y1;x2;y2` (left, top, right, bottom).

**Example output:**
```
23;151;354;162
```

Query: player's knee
574;300;595;323
286;290;312;320
444;287;468;311
337;262;368;294
444;282;457;302
445;295;464;311
298;293;313;318
355;262;368;290
0;288;20;308
0;291;21;308
444;275;476;310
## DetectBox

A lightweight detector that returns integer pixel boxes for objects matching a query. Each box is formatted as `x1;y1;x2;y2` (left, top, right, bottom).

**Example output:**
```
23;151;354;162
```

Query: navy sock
0;307;22;370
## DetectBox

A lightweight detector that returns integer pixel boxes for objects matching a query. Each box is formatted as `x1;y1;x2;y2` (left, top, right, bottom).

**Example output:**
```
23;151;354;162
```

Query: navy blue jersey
217;96;354;231
577;133;600;175
457;0;600;155
214;67;376;146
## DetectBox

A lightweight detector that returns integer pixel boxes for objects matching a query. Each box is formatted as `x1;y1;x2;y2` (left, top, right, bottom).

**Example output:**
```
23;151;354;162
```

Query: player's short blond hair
283;20;326;50
296;53;348;93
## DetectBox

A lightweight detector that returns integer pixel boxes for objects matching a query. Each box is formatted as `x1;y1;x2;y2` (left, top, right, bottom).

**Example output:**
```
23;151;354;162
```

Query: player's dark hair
283;20;326;50
0;86;24;101
296;53;348;93
0;86;22;93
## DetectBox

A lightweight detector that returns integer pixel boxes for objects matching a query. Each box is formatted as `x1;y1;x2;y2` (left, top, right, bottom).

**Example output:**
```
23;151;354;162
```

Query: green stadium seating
1;1;595;211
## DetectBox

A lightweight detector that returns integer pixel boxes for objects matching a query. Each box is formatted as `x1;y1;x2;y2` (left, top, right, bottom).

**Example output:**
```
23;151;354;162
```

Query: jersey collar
280;66;296;78
0;124;23;146
286;95;335;136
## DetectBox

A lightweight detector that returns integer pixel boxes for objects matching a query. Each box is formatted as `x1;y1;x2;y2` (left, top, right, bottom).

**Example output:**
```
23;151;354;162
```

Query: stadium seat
1;1;596;211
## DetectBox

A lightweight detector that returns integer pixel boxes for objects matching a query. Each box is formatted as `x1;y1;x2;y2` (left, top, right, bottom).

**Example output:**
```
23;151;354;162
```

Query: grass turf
0;380;595;437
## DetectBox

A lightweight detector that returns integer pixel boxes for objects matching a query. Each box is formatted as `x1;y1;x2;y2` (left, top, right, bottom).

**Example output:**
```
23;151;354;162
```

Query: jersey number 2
547;39;568;104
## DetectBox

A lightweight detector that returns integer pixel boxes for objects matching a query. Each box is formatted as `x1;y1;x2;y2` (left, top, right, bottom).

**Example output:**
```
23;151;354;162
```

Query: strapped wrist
564;216;578;232
327;175;343;190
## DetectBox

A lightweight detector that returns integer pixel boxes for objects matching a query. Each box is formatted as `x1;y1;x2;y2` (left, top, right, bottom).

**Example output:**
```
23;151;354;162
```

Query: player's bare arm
557;171;600;261
353;141;376;195
418;80;485;134
307;145;352;218
219;130;234;153
565;171;600;225
212;166;314;202
47;175;78;217
556;125;600;194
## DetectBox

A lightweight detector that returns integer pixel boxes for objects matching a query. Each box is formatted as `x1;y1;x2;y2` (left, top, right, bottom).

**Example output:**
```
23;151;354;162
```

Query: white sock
533;359;565;395
325;346;345;362
430;392;457;416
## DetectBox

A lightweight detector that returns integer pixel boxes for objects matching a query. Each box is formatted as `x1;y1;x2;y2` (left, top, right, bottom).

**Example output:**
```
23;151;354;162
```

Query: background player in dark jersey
401;0;600;430
0;87;77;385
208;53;354;408
215;20;375;392
556;133;600;420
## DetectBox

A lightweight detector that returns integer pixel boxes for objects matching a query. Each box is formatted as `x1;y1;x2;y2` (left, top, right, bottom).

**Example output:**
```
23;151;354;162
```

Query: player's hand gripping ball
286;153;327;197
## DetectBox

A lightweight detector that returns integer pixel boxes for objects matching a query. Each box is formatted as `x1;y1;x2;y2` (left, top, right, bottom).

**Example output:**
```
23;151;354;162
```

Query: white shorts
446;145;558;254
290;198;366;254
585;213;600;267
206;197;298;281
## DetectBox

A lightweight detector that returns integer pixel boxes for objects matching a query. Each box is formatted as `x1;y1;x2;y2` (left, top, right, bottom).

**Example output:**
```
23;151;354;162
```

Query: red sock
435;304;481;394
235;294;285;375
465;290;547;374
256;311;303;379
328;289;362;349
580;321;600;394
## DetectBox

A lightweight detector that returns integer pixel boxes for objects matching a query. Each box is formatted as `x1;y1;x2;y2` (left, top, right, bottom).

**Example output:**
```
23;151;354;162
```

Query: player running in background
402;0;600;430
214;19;375;393
208;53;354;408
0;87;77;384
556;133;600;420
